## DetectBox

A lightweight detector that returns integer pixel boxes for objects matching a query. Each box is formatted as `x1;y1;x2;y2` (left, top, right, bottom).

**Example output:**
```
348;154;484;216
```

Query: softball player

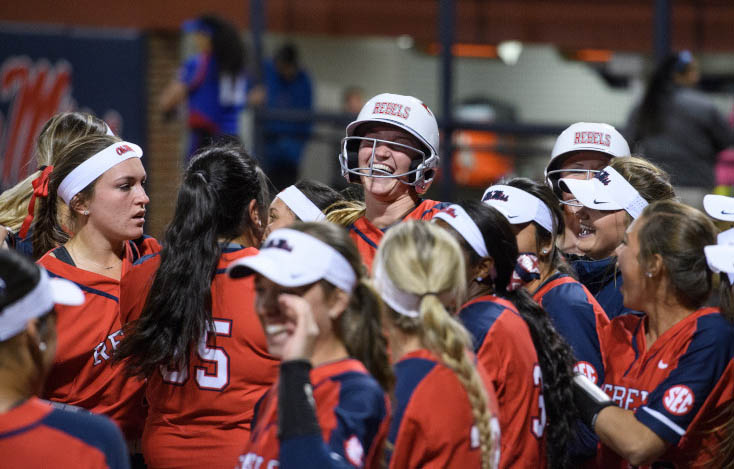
264;180;343;238
374;220;500;469
0;249;131;469
32;135;157;449
544;122;630;256
334;93;448;269
0;112;111;257
229;222;392;469
573;200;734;467
114;144;278;469
433;201;578;468
560;156;675;319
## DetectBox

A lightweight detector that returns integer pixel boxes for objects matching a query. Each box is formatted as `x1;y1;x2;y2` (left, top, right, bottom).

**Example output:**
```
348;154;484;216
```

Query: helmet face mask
339;136;438;191
339;93;440;194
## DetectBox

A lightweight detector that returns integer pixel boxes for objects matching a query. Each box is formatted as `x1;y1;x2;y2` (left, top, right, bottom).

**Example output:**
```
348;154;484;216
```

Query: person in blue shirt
258;43;314;190
159;15;248;160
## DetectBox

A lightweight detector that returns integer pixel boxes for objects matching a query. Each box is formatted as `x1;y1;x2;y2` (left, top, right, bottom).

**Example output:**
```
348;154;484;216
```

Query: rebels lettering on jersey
37;238;159;440
349;199;449;270
239;359;389;469
458;295;545;469
134;246;280;469
386;348;501;469
0;397;129;469
533;273;609;385
598;307;734;468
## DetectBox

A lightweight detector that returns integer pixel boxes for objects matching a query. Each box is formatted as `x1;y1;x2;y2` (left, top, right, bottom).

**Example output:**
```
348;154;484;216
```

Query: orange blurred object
452;130;513;186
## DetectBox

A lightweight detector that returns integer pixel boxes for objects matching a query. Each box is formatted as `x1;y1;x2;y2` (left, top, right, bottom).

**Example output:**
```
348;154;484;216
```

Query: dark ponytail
116;143;269;377
293;221;394;393
459;199;578;469
31;135;120;259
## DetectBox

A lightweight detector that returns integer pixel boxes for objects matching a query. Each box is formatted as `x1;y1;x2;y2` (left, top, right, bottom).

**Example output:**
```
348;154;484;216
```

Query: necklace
68;243;121;271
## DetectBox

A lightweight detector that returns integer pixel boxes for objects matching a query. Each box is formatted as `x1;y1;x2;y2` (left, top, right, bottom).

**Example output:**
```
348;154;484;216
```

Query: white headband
373;258;421;318
0;269;84;341
276;185;326;222
482;184;555;234
705;227;734;284
433;204;488;258
58;141;143;205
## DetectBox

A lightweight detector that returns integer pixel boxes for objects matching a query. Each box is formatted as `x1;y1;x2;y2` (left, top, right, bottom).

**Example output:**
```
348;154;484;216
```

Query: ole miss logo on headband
482;190;509;202
115;144;135;156
595;170;612;186
440;207;458;218
263;238;294;252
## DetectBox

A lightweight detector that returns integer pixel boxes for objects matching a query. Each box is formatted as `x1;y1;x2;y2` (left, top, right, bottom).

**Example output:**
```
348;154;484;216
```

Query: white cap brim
703;194;734;221
227;254;322;287
559;178;624;211
49;277;85;306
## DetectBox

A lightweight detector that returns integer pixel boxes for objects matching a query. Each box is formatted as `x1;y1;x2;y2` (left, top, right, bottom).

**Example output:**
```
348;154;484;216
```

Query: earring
541;249;549;255
82;210;89;216
39;342;47;352
475;277;484;283
646;272;653;278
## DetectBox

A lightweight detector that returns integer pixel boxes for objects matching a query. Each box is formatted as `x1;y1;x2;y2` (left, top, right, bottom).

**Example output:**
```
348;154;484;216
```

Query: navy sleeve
541;283;605;385
44;403;130;469
279;371;387;468
635;315;734;444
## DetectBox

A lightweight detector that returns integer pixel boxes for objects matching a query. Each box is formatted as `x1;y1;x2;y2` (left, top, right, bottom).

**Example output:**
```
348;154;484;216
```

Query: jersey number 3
531;363;547;438
160;319;232;391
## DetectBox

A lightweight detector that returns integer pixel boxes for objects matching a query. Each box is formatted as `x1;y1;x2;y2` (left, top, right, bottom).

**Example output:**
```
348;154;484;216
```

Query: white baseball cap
227;228;356;293
546;122;630;176
0;268;84;341
703;194;734;222
481;184;555;234
705;227;734;283
560;166;648;219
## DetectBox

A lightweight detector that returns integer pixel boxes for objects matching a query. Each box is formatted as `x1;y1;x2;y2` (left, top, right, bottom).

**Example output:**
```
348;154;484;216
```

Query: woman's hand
278;293;320;362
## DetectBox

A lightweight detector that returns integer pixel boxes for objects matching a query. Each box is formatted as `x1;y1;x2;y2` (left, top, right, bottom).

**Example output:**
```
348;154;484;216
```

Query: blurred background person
251;43;314;190
159;14;249;161
626;50;734;207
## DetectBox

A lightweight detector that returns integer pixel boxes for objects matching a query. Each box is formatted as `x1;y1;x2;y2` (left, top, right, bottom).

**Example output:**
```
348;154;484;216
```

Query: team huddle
0;92;733;469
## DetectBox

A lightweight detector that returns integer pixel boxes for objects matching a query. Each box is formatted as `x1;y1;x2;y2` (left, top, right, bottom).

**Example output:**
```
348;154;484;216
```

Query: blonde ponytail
377;220;496;469
325;200;366;226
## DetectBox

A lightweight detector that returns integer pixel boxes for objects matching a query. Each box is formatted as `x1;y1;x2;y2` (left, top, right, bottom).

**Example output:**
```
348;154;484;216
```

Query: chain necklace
68;243;121;271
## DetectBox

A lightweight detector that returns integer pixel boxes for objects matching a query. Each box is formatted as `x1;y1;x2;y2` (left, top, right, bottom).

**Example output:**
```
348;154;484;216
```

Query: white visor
560;166;648;219
227;228;356;293
433;204;488;258
482;184;555;234
373;257;421;318
276;186;326;222
703;194;734;222
0;269;84;341
705;227;734;284
58;141;143;205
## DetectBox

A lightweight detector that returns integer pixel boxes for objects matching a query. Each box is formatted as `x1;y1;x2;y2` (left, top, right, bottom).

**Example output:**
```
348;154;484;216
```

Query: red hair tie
18;165;54;239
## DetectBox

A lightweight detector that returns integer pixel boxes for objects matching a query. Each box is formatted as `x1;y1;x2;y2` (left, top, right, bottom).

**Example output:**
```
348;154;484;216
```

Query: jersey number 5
531;363;547;438
160;319;232;391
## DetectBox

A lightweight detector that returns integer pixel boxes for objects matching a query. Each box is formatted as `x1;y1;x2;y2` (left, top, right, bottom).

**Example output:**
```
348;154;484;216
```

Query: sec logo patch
573;361;598;384
662;385;695;416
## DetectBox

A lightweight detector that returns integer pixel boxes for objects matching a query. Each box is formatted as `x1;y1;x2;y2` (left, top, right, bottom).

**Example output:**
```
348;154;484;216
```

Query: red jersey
134;245;279;469
598;307;734;468
458;295;546;469
348;199;448;270
37;237;159;440
238;358;389;469
386;348;501;469
0;397;130;469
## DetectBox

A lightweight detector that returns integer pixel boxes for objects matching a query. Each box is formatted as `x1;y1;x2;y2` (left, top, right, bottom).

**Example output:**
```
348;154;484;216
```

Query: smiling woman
333;93;447;270
29;134;160;466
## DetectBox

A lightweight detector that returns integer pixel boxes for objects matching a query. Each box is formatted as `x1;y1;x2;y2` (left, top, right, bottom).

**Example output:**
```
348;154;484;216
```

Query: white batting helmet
339;93;440;193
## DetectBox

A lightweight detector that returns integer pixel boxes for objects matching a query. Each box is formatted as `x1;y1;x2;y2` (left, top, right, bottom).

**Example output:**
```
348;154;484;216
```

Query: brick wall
145;31;184;239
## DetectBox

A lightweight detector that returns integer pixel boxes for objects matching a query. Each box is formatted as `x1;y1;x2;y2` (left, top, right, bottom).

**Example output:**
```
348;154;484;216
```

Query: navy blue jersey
0;397;129;469
571;256;639;319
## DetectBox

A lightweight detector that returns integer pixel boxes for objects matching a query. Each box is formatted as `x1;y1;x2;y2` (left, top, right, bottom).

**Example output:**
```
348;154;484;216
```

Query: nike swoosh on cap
721;210;734;215
507;215;518;219
593;199;609;204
